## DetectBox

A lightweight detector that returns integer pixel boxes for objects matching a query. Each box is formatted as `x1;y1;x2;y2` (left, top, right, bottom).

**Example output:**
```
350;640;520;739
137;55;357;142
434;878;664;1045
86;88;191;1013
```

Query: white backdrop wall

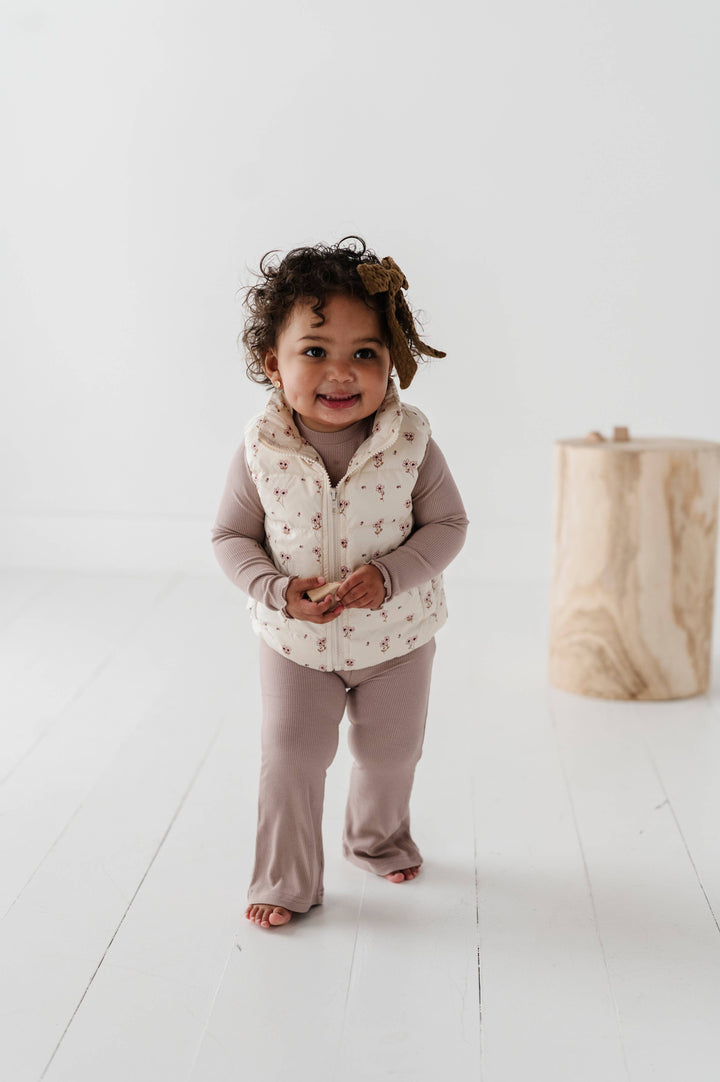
2;0;719;581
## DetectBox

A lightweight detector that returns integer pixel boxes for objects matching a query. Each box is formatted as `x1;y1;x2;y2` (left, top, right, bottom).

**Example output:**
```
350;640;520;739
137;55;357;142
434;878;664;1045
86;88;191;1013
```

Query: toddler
211;238;468;929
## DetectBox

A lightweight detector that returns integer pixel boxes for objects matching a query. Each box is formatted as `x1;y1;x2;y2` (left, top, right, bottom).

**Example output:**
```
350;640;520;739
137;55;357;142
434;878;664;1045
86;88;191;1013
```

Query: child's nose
325;357;356;381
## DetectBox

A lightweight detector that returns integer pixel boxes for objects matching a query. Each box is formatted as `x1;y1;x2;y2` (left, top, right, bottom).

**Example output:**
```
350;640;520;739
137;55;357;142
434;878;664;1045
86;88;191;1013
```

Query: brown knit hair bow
356;257;446;389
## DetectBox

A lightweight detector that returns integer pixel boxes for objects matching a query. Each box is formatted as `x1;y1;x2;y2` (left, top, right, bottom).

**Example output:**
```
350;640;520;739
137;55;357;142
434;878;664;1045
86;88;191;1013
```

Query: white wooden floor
2;568;720;1082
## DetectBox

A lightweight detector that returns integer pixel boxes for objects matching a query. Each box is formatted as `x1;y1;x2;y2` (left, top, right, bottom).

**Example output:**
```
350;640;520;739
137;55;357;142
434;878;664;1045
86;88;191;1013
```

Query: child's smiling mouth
317;393;361;409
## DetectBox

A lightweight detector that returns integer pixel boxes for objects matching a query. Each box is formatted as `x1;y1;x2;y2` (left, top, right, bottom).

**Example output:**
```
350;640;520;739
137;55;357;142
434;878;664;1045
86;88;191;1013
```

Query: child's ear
263;350;279;383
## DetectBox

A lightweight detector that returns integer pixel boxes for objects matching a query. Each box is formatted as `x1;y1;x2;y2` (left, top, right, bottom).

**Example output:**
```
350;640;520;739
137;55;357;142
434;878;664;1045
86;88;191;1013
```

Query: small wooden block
306;581;343;603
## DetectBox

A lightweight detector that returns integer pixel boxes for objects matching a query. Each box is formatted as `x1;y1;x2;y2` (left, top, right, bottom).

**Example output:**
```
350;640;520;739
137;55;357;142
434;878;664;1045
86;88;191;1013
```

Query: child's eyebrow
298;335;385;345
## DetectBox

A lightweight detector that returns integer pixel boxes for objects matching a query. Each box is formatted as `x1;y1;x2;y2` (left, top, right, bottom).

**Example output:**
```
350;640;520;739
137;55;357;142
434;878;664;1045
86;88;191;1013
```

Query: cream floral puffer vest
245;380;447;671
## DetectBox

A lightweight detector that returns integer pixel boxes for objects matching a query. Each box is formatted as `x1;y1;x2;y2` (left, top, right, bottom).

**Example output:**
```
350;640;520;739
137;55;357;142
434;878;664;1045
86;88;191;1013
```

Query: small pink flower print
273;486;288;504
340;565;351;578
406;614;415;623
402;459;418;475
346;659;355;668
311;513;322;530
424;591;433;609
399;522;411;539
282;645;292;656
278;460;289;471
342;625;355;638
317;638;327;653
279;551;291;565
405;499;412;510
373;519;384;536
312;546;322;562
338;498;349;514
283;524;291;535
283;425;294;438
319;664;328;672
314;479;322;495
381;611;389;623
340;538;349;549
376;484;385;501
373;452;384;469
250;442;259;455
380;636;390;653
406;635;418;650
403;432;415;442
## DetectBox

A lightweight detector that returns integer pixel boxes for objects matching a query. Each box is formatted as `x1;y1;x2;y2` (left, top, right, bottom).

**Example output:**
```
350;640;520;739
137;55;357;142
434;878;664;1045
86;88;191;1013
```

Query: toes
383;866;421;883
246;904;292;928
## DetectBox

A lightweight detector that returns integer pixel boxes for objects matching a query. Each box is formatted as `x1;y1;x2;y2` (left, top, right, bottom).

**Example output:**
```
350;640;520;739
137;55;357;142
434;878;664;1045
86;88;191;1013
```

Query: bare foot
245;903;292;929
382;865;421;883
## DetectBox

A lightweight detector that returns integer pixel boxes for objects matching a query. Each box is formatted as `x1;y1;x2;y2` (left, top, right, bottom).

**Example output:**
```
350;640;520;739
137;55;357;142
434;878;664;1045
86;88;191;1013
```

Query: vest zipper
326;484;343;669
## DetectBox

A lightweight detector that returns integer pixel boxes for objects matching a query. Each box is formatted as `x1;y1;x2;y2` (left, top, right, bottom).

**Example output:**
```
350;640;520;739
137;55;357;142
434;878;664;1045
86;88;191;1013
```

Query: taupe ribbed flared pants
248;637;436;913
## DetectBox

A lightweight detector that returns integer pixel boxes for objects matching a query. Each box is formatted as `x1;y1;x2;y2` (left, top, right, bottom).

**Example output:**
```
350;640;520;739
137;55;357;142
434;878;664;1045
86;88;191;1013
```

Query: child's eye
304;347;326;359
354;348;377;360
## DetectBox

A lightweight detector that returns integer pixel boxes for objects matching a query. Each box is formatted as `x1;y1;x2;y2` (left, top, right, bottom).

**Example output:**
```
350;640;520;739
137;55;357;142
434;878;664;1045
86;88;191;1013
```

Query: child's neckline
294;412;374;446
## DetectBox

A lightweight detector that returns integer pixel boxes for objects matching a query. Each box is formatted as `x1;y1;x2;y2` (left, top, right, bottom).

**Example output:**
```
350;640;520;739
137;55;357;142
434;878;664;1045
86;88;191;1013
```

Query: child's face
263;293;392;432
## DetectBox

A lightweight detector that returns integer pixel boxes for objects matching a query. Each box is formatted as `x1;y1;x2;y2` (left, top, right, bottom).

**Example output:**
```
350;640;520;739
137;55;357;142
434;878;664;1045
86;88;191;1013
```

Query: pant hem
246;890;323;914
343;851;423;877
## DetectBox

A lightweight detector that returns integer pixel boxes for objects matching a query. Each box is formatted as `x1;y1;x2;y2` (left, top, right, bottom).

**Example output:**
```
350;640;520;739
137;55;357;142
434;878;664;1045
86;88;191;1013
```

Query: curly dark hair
240;236;425;386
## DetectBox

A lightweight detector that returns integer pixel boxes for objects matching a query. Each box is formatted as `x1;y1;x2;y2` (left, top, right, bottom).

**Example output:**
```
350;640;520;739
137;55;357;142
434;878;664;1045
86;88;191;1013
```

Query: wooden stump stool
549;428;720;699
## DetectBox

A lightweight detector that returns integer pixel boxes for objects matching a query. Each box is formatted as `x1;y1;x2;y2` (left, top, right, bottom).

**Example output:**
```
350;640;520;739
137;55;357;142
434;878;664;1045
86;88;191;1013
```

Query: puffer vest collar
252;379;405;482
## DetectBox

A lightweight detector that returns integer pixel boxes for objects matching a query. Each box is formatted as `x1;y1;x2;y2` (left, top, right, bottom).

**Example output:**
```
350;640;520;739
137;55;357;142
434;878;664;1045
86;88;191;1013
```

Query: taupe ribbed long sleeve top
211;411;468;614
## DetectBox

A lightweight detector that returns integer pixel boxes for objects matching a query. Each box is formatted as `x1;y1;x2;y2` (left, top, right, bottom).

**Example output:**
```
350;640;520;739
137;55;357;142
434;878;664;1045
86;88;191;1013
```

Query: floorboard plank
39;708;252;1082
0;579;252;1082
0;572;174;780
0;577;243;917
0;569;64;630
551;690;720;1082
634;696;720;930
335;769;481;1082
470;681;628;1082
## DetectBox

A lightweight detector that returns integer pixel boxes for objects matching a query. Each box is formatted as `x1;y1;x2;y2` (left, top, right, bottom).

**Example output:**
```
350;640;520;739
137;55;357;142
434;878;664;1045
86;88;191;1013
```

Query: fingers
293;575;326;593
336;586;370;608
335;566;385;610
286;569;384;618
284;577;345;623
293;601;344;624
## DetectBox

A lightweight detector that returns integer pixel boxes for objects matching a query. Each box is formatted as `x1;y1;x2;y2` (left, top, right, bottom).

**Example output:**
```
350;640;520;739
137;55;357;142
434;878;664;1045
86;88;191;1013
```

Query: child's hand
335;565;386;610
285;576;345;623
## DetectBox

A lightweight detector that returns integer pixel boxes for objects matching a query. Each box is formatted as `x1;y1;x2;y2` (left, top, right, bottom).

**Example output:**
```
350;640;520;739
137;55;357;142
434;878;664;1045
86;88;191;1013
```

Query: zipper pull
330;489;337;506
